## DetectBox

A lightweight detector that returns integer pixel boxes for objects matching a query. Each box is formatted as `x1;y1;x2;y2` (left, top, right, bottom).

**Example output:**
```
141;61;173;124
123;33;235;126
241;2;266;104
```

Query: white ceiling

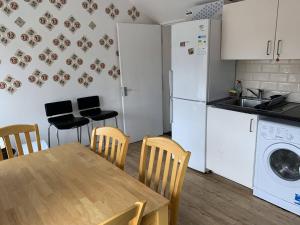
130;0;239;24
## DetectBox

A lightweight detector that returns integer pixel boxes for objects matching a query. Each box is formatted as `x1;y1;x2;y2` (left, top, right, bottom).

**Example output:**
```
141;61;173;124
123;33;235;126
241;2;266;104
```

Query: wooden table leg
141;205;169;225
156;205;168;225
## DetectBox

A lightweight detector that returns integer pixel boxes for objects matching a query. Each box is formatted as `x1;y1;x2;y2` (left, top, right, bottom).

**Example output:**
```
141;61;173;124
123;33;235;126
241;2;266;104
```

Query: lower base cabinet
206;106;258;188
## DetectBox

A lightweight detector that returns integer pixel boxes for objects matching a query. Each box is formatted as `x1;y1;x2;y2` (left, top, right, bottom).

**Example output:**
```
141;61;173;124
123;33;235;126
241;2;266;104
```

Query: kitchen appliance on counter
170;19;235;172
254;119;300;215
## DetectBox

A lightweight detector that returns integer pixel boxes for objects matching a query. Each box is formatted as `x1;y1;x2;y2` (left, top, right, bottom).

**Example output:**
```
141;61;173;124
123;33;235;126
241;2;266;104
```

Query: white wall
130;0;215;24
0;0;152;146
236;60;300;102
130;0;242;24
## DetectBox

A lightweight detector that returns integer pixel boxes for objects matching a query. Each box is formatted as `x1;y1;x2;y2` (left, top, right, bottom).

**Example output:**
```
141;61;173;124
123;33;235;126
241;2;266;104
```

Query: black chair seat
80;108;118;121
77;96;118;128
90;111;118;121
48;114;89;130
45;100;91;147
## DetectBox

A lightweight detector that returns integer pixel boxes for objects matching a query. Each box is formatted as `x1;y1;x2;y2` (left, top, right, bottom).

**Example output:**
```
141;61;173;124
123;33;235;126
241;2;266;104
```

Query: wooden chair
90;127;129;170
0;124;41;161
99;201;146;225
138;137;191;225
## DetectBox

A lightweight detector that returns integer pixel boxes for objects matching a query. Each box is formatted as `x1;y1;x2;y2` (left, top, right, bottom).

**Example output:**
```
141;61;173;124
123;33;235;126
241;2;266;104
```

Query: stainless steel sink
222;97;269;108
240;98;269;108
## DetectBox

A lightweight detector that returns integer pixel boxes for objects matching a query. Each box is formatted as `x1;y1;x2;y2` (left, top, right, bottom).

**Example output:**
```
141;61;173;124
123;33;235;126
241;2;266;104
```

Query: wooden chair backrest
99;201;146;225
90;127;129;170
138;137;191;225
0;124;41;160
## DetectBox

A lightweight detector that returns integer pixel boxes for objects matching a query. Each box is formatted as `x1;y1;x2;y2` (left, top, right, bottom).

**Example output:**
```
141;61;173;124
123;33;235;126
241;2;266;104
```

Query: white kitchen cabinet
222;0;300;60
275;0;300;59
206;107;258;188
221;0;278;60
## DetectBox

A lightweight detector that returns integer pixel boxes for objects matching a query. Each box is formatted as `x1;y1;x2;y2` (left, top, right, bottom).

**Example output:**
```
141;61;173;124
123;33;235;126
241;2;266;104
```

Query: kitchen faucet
247;88;264;99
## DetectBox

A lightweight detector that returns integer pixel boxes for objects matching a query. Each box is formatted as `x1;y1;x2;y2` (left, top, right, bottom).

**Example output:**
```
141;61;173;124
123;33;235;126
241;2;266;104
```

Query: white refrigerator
170;19;235;172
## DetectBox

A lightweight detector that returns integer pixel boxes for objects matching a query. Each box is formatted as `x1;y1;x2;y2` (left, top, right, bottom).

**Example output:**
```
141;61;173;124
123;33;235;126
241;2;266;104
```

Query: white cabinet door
206;107;258;188
221;0;278;60
275;0;300;59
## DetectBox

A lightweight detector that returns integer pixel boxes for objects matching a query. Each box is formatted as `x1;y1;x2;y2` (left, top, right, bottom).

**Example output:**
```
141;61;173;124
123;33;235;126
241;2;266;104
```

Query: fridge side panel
171;20;209;102
171;98;206;172
207;19;236;102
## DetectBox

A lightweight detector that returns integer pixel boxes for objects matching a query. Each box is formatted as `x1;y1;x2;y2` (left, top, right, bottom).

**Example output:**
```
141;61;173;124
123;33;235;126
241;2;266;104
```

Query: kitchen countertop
209;97;300;122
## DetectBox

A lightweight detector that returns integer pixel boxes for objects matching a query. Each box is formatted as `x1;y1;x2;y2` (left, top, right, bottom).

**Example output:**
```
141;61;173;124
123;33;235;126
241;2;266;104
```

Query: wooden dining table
0;143;169;225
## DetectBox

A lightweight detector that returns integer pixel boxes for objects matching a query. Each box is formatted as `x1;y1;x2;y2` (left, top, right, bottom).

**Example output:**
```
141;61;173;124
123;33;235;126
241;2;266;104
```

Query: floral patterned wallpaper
0;0;152;145
0;0;147;94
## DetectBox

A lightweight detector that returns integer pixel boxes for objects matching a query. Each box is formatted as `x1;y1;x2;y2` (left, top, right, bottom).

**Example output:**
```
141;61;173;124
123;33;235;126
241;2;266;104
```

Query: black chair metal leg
103;120;106;127
56;129;60;145
79;127;82;143
115;117;118;128
87;124;91;141
76;127;80;142
48;125;52;147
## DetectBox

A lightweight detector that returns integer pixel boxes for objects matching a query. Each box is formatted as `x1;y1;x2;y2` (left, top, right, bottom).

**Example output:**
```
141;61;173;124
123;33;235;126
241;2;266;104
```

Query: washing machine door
264;143;300;187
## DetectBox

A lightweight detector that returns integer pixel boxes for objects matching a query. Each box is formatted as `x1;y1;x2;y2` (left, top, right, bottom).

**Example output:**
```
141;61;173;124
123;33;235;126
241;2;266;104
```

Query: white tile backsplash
260;82;277;90
262;64;279;73
236;60;300;102
277;83;299;92
246;64;262;73
269;73;288;82
252;73;269;81
288;74;300;83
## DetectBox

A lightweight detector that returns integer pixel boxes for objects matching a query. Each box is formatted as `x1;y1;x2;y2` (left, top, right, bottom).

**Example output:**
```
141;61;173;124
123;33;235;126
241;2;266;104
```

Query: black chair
45;100;90;147
77;96;118;129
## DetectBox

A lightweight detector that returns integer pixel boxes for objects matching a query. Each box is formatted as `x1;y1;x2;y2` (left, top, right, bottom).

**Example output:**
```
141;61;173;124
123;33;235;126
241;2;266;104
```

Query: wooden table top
0;143;169;225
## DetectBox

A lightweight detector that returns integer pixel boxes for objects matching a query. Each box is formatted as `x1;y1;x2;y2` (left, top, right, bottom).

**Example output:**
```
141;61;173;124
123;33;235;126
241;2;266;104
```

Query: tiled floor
125;141;300;225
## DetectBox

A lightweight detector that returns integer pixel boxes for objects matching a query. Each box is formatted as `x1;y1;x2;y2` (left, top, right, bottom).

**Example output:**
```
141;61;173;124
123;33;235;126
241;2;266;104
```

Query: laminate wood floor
125;142;300;225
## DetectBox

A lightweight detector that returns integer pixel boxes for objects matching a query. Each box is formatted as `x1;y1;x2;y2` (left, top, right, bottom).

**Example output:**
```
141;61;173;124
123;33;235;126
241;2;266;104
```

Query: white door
117;23;163;143
221;0;278;60
171;20;209;102
275;0;300;59
172;98;207;172
206;107;258;188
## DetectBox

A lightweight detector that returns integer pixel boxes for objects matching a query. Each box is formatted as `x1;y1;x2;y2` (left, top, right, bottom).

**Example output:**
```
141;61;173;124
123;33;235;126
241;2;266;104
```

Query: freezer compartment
171;98;207;172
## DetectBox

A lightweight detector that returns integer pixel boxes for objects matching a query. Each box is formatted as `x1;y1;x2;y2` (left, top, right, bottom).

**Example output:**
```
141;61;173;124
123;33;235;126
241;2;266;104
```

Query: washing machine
254;119;300;215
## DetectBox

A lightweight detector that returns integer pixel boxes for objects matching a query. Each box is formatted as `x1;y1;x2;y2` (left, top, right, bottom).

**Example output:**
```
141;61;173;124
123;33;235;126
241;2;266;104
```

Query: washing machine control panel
260;125;295;142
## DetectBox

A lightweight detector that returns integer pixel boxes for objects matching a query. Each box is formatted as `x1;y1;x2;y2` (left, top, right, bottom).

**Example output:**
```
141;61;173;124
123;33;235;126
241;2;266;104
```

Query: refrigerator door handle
169;70;173;98
170;98;173;124
169;70;173;124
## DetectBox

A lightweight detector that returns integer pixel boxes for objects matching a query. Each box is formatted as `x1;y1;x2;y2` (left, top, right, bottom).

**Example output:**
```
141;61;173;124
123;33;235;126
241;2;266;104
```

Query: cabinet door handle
277;40;283;57
266;40;272;55
250;119;254;132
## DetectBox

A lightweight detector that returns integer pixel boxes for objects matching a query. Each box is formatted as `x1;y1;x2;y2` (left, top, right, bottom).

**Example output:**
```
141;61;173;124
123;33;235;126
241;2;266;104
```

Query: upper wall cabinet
275;0;300;59
222;0;300;60
221;0;278;60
